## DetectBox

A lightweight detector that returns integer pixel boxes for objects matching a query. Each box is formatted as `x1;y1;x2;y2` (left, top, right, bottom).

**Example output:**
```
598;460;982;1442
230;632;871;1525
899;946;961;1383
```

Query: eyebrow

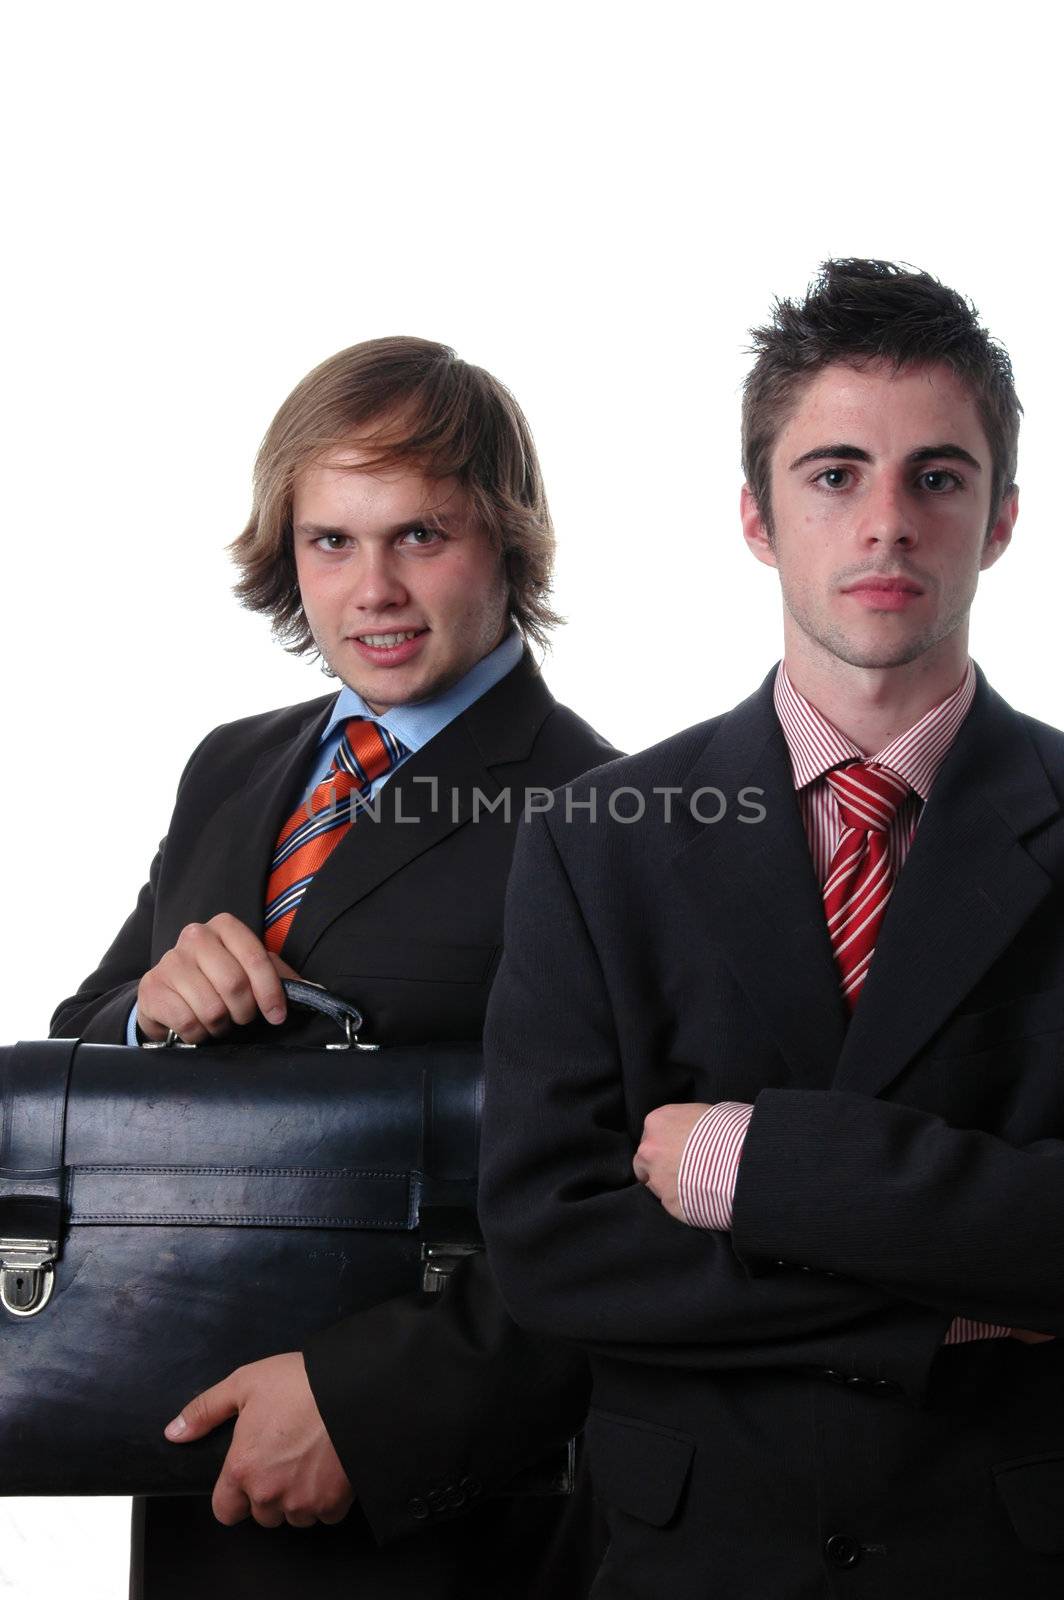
295;513;459;537
788;443;983;472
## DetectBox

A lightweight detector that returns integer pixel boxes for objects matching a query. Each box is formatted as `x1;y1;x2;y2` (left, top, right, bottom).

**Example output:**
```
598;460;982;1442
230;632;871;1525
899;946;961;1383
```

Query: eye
399;524;445;547
814;466;854;490
918;469;963;493
313;532;351;551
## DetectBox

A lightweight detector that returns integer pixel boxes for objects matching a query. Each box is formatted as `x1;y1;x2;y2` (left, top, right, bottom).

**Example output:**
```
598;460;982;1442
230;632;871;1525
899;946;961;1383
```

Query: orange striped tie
822;761;910;1010
263;719;406;954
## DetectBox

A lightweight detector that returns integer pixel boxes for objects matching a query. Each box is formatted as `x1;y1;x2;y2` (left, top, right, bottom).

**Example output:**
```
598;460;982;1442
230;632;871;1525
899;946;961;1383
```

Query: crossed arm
478;814;1064;1377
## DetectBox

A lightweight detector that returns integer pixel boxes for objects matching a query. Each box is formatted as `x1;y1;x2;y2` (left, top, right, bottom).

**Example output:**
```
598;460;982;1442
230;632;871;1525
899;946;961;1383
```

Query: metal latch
421;1241;482;1294
0;1238;57;1317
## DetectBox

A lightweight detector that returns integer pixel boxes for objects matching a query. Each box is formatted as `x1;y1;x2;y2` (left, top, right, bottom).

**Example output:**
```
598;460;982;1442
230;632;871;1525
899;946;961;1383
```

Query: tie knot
825;761;910;833
335;718;406;785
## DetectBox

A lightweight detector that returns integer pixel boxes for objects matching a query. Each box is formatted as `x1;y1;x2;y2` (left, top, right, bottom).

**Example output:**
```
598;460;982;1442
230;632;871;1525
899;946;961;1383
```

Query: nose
859;477;918;551
350;547;409;612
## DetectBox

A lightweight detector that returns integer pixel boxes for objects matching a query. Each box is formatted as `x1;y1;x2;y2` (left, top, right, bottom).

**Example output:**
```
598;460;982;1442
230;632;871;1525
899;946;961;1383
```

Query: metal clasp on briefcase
421;1240;482;1293
0;1237;57;1317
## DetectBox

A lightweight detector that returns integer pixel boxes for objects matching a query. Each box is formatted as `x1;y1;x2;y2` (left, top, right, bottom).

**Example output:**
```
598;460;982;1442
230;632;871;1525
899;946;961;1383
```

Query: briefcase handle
282;980;379;1050
143;980;379;1052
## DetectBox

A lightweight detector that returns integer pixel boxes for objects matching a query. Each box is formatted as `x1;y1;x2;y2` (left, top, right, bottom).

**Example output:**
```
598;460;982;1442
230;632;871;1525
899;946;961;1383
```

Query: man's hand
137;912;300;1043
164;1352;354;1528
633;1102;713;1222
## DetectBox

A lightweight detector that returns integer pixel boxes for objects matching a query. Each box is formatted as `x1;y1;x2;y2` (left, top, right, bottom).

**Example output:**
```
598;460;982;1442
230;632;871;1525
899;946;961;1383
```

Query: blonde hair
230;336;561;654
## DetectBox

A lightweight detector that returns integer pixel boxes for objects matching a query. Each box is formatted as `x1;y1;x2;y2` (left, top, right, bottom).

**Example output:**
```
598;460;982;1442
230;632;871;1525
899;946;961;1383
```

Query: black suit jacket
52;652;617;1600
480;665;1064;1599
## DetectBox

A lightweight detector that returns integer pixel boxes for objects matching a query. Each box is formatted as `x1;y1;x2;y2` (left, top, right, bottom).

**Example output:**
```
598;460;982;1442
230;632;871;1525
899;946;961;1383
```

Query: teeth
360;631;418;648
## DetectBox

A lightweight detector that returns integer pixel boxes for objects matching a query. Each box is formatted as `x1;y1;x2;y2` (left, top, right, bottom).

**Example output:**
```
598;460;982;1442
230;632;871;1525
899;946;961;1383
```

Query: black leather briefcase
0;982;483;1496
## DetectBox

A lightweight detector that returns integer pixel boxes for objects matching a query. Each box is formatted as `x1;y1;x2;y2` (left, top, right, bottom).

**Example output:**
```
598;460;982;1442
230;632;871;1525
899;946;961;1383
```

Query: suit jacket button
445;1485;467;1510
408;1497;429;1520
845;1375;872;1392
825;1534;861;1568
427;1489;447;1514
822;1368;847;1384
460;1475;482;1497
872;1378;900;1395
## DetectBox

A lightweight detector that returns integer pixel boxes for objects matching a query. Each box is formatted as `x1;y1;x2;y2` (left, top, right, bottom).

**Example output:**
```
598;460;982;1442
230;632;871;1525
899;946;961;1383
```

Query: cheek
439;550;507;616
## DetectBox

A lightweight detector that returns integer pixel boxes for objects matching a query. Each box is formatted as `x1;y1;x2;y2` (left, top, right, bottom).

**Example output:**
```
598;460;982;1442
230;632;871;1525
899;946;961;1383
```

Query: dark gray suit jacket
53;652;616;1600
481;665;1064;1598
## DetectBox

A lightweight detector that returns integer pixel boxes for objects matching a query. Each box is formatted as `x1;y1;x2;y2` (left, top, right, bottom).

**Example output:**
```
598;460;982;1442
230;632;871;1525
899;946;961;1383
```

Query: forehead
775;360;990;461
293;441;467;523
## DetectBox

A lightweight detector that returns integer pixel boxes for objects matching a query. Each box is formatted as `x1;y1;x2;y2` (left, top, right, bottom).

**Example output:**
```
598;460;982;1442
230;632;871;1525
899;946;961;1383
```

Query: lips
842;576;923;595
355;630;423;648
348;628;429;667
842;577;924;613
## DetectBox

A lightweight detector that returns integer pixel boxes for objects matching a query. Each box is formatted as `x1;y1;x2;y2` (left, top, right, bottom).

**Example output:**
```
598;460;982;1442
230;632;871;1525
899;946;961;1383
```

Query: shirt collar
773;659;977;802
317;627;525;754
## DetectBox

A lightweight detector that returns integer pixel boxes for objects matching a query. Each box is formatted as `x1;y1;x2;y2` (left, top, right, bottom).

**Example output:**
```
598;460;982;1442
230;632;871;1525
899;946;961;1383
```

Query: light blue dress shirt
126;629;525;1044
302;626;523;798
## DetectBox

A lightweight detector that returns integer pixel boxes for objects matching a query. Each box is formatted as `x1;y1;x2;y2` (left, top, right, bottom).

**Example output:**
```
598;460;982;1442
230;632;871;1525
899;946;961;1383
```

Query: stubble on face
763;361;1005;679
776;557;976;672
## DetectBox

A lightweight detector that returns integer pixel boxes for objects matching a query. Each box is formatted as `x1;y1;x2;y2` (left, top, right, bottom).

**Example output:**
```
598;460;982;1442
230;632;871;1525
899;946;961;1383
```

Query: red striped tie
822;762;911;1011
263;719;406;954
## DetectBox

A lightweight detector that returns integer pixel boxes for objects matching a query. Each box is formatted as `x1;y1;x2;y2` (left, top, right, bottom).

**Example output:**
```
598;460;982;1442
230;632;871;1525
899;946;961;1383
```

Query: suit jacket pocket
585;1407;695;1527
992;1452;1064;1553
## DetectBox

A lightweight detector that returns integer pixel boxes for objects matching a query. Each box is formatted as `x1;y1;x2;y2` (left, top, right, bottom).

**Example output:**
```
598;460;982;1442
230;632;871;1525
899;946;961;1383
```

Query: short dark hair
230;336;561;655
741;258;1022;531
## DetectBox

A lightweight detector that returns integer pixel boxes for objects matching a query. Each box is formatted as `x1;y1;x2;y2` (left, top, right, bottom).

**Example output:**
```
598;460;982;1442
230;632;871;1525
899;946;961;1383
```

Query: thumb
165;1375;239;1442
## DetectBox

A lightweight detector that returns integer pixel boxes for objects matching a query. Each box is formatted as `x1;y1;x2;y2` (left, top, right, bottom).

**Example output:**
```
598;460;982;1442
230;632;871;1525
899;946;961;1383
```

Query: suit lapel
835;674;1060;1098
668;672;849;1086
280;653;557;970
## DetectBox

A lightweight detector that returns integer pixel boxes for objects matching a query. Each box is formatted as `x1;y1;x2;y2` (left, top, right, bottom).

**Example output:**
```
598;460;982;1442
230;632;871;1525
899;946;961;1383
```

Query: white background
2;1;1062;1593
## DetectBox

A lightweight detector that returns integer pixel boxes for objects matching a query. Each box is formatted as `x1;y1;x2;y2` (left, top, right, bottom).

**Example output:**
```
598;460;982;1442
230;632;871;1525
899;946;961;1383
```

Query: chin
834;638;941;671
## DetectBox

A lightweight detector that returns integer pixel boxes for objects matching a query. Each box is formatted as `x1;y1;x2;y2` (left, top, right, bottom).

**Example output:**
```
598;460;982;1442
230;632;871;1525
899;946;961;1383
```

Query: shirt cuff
125;1004;140;1047
944;1317;1010;1344
677;1102;754;1230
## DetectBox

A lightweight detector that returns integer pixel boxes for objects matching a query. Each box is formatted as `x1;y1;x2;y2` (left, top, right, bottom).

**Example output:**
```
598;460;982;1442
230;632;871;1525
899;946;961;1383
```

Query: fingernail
165;1415;188;1440
267;1008;285;1024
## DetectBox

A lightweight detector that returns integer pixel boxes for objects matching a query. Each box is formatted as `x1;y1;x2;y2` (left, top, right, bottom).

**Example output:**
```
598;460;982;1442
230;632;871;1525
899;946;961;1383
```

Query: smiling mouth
354;629;426;647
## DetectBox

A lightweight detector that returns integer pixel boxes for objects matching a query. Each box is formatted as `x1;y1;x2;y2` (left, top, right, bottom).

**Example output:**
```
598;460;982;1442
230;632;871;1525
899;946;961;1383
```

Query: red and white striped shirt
677;660;1007;1344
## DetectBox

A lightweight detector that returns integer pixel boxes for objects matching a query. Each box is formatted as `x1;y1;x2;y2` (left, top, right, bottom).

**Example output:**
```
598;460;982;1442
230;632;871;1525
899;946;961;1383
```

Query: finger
165;1376;240;1443
211;1474;252;1527
157;968;234;1042
632;1150;658;1193
173;925;263;1029
250;1501;286;1529
134;1003;168;1042
137;970;223;1043
283;1510;318;1529
210;914;288;1025
317;1498;354;1526
268;953;302;982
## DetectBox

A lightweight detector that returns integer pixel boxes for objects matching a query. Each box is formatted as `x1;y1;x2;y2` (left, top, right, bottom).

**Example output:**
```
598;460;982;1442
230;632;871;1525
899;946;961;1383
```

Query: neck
782;626;970;755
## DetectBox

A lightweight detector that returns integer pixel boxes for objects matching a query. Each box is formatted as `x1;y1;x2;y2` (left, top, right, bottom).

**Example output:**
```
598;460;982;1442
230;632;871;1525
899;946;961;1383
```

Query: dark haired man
52;338;615;1599
481;260;1064;1596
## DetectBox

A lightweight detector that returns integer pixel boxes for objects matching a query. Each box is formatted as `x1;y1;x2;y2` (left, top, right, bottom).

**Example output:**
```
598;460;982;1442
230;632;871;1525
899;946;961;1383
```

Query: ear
741;484;778;569
980;485;1018;571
